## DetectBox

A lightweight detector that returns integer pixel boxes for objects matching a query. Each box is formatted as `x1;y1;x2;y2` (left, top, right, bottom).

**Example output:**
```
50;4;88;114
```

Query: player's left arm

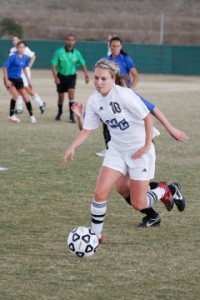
29;55;36;68
130;67;139;89
152;107;188;142
71;102;84;130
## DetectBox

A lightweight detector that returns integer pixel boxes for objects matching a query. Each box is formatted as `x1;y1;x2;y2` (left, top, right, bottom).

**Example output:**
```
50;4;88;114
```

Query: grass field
0;70;200;300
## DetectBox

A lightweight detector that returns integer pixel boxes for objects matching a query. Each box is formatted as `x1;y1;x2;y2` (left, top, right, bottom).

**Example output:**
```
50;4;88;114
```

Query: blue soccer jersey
105;53;135;76
4;53;29;79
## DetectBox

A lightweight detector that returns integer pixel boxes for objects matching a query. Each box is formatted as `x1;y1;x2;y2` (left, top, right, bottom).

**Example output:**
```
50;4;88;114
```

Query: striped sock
146;190;158;208
90;199;107;235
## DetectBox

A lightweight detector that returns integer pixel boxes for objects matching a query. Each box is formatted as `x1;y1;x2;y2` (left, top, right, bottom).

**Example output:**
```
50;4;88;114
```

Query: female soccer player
9;36;45;114
3;41;37;123
62;59;185;241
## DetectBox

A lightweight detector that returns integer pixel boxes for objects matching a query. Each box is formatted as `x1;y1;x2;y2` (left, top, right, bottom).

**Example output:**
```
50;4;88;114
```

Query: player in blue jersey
105;36;139;89
9;36;45;115
3;41;37;123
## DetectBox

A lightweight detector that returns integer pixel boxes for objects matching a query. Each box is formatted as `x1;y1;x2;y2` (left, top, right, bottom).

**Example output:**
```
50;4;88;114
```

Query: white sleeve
123;89;149;120
9;47;17;56
24;47;35;58
83;97;101;130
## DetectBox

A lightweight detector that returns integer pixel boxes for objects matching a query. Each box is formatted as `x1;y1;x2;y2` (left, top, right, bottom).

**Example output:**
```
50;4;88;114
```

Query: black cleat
69;117;76;123
169;183;185;212
40;102;46;114
136;214;161;228
55;114;62;121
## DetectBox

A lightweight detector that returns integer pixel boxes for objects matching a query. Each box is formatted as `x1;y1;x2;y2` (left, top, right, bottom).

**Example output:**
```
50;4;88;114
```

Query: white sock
91;199;107;235
32;93;43;107
146;187;165;208
16;96;23;111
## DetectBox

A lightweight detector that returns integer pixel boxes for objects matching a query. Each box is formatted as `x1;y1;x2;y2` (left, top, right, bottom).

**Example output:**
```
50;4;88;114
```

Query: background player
9;36;46;114
3;41;37;123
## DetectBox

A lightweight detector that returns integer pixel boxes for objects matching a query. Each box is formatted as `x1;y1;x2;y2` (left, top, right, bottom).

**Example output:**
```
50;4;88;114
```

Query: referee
51;34;90;122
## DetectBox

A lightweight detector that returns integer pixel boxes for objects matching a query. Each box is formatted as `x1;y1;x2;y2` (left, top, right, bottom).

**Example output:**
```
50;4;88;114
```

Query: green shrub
0;17;23;37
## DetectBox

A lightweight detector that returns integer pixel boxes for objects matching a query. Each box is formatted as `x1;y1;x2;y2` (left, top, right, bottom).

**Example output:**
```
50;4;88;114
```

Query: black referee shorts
57;73;77;93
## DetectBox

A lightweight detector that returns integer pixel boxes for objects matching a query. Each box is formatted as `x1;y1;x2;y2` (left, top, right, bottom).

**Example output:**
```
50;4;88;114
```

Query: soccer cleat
96;149;107;157
55;114;61;121
8;115;20;123
169;183;185;212
30;116;37;124
158;181;174;211
40;102;46;114
136;215;161;228
97;234;103;244
69;117;76;123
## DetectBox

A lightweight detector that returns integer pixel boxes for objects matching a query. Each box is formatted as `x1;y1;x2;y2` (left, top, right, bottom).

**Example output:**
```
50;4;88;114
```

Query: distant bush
0;17;23;37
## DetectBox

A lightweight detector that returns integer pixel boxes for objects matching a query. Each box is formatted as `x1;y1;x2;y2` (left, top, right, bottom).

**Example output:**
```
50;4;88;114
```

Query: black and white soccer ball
67;226;99;258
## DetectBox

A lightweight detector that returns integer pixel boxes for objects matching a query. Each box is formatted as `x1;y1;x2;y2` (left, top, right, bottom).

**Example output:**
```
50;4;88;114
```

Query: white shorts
102;143;156;180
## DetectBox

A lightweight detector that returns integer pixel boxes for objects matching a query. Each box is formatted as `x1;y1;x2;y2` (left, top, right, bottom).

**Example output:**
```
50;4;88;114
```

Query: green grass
0;71;200;300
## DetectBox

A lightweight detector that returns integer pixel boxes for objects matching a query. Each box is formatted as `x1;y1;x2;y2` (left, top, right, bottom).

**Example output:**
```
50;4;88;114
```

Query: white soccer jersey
9;46;35;58
83;85;151;151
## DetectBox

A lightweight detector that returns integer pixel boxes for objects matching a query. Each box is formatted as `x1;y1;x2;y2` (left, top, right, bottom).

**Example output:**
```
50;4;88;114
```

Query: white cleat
8;115;21;123
30;116;37;124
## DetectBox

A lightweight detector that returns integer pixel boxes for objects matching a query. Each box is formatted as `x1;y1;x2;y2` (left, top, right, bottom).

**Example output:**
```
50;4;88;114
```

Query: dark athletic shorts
4;77;24;90
57;73;77;93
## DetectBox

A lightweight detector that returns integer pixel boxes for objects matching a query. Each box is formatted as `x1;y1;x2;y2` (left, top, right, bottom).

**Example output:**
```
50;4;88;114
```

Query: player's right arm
51;65;60;84
62;129;92;165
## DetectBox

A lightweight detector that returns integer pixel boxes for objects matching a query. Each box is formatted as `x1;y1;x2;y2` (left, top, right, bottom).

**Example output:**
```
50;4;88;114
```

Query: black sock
124;196;131;206
25;102;33;116
69;102;74;119
58;103;63;116
149;181;158;189
140;207;159;218
10;99;16;116
124;181;159;207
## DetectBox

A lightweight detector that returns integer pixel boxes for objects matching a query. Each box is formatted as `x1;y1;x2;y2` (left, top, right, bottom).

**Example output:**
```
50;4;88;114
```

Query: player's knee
131;200;145;211
94;188;108;201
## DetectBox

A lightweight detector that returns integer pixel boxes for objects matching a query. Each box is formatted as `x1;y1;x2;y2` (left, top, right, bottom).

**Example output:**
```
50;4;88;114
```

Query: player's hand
28;82;33;89
169;127;189;142
62;146;75;166
71;102;84;118
131;144;151;159
55;76;60;85
5;80;12;88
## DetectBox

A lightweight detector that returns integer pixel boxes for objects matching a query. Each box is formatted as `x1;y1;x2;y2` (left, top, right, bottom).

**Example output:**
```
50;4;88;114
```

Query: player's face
93;67;115;96
110;41;122;57
17;43;26;55
12;36;20;46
